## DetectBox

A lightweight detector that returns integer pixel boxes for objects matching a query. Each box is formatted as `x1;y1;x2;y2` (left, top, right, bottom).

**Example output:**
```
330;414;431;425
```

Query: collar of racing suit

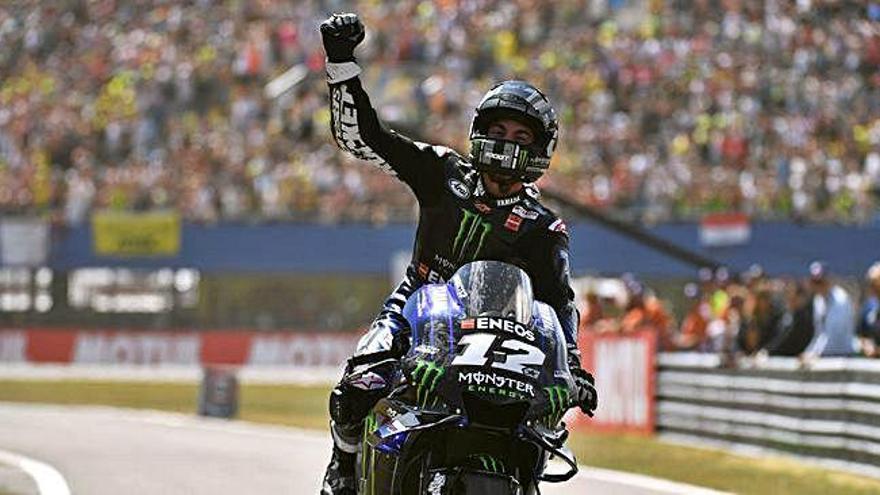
473;175;539;208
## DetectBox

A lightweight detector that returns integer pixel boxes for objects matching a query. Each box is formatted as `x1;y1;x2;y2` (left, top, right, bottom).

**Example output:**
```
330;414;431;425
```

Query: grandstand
1;1;880;492
0;0;877;225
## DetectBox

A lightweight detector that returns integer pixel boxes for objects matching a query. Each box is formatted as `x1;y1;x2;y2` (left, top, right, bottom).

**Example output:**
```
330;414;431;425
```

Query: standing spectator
741;263;766;318
764;281;815;357
738;288;786;355
858;262;880;358
676;282;711;351
803;262;857;362
579;290;605;331
620;280;673;350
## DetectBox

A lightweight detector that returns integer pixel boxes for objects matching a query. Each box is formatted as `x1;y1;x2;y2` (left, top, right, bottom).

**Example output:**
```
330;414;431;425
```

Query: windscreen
448;261;534;325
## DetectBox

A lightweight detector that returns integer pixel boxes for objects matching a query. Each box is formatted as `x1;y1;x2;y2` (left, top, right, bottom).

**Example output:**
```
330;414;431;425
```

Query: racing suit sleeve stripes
327;68;447;202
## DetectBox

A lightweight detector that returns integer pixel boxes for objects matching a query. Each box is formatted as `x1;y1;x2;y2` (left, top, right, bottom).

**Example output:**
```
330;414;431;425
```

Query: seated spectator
803;262;857;360
858;262;880;357
1;2;877;225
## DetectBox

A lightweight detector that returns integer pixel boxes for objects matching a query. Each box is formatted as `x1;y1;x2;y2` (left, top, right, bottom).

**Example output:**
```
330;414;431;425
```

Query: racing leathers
325;66;583;446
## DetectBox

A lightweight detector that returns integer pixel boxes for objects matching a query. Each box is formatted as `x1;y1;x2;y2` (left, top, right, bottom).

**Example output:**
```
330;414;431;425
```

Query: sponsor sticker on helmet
448;179;470;199
484;151;509;162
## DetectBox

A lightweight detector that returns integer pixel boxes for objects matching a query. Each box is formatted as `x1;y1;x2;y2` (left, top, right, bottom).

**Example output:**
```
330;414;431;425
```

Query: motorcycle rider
319;13;597;494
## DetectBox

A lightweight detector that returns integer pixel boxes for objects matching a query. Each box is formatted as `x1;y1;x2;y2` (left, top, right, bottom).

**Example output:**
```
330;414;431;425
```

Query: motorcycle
351;260;581;494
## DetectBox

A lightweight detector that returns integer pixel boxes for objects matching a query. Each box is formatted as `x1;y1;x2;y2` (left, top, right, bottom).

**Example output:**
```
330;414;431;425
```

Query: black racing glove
320;13;366;63
566;347;597;417
571;367;598;417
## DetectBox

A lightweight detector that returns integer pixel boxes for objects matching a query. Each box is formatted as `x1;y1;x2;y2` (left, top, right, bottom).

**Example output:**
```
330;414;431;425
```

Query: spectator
738;288;784;355
620;280;673;350
579;290;604;330
764;281;815;357
676;282;711;351
858;262;880;357
803;261;857;361
0;2;877;225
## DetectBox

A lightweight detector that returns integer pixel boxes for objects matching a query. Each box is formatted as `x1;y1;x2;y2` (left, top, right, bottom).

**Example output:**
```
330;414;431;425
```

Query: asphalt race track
0;403;723;495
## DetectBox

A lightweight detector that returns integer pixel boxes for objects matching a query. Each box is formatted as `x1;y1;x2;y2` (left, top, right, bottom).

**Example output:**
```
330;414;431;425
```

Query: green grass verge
2;380;879;495
0;380;329;430
570;433;880;495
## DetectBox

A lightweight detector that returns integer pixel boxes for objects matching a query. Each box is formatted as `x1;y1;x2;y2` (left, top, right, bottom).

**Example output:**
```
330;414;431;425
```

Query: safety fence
656;353;880;478
0;328;358;367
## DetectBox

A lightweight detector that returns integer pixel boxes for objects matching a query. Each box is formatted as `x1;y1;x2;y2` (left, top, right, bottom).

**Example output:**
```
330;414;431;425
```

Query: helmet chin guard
470;137;548;181
469;81;558;182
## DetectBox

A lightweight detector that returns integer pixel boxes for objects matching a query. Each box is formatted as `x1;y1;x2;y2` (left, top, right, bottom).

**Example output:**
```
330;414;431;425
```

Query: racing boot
320;445;356;495
320;420;360;495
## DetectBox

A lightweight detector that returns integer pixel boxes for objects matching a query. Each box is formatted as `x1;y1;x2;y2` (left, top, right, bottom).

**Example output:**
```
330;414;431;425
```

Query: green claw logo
544;385;571;425
472;454;505;474
412;360;445;408
453;209;491;263
364;411;379;435
362;411;379;482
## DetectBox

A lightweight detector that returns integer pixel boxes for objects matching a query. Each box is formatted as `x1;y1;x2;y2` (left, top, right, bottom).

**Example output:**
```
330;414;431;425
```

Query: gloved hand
570;366;598;417
320;13;365;63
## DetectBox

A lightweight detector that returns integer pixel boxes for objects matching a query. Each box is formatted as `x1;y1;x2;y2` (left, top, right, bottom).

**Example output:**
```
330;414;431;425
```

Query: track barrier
656;353;880;478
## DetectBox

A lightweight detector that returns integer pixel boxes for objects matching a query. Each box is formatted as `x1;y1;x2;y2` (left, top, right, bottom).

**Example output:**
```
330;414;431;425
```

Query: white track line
0;449;71;495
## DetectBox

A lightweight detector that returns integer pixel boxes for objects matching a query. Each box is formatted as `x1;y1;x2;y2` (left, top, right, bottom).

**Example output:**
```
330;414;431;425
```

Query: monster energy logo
412;360;445;408
453;209;491;263
362;411;379;491
471;454;505;474
364;411;379;436
544;385;571;426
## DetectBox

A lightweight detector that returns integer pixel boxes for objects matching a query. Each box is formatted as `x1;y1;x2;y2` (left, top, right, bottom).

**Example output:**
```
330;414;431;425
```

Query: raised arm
320;13;448;199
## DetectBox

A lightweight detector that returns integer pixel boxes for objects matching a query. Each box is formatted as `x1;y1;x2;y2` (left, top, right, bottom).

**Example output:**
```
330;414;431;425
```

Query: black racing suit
326;65;579;452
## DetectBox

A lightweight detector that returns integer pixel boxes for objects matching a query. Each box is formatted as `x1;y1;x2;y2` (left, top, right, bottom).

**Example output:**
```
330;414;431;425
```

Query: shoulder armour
522;197;568;236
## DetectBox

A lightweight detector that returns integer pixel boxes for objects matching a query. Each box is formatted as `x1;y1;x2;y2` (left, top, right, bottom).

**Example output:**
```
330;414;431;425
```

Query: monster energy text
466;384;529;401
452;209;491;263
458;371;535;397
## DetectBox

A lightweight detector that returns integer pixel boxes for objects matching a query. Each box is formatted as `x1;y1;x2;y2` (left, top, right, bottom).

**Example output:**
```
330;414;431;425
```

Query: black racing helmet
469;80;559;183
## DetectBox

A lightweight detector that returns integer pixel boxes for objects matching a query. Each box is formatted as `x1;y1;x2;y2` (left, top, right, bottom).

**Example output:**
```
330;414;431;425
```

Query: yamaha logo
495;196;520;206
448;179;470;199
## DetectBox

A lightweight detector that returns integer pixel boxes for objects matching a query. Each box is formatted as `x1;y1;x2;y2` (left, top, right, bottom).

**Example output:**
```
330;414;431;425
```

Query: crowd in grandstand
580;260;880;361
1;1;878;225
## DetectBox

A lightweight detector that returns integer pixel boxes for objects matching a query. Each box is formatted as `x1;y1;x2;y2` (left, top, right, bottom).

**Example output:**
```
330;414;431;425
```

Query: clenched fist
320;13;365;63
